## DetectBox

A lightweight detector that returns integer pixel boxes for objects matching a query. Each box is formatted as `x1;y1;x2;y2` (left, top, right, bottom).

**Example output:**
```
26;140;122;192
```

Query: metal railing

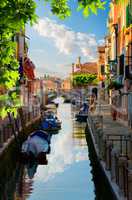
87;114;132;200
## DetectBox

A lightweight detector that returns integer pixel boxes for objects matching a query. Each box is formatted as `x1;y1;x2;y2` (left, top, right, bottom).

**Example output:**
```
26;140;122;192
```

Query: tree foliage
0;0;107;118
0;0;37;118
44;0;106;19
73;74;98;86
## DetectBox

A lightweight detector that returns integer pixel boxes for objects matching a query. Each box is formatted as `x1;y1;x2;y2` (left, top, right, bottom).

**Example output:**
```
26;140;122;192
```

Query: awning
23;57;35;80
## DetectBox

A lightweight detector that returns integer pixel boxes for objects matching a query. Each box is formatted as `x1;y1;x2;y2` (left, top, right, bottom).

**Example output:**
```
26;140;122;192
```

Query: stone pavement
92;102;132;158
97;103;131;135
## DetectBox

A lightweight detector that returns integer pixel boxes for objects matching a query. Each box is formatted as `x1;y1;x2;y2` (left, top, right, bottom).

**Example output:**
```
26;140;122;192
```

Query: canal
0;101;114;200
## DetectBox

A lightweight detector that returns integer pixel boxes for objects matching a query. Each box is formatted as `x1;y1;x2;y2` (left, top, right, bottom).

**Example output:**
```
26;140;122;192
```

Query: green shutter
126;5;129;27
126;1;132;27
129;0;132;25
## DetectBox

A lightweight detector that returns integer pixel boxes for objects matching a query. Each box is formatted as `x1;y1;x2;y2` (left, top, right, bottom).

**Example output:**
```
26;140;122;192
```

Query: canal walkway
87;101;132;200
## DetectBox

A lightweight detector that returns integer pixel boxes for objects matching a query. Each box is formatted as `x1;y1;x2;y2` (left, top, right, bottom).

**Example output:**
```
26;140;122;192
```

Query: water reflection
26;102;95;200
34;103;88;183
0;101;95;200
26;162;38;179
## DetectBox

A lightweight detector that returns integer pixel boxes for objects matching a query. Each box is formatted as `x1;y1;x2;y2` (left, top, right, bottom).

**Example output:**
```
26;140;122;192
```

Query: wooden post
128;169;132;200
7;113;20;147
0;128;4;148
118;156;128;194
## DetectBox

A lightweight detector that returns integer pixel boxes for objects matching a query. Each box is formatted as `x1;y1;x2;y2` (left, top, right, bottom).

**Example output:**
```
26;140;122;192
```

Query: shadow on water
85;126;117;200
0;142;20;199
0;147;48;200
0;119;44;200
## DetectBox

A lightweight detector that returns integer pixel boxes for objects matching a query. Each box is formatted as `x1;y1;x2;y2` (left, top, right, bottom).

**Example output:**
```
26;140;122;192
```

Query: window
119;54;124;75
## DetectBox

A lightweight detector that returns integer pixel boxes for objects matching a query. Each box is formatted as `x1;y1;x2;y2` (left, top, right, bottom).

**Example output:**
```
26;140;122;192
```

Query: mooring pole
8;112;20;147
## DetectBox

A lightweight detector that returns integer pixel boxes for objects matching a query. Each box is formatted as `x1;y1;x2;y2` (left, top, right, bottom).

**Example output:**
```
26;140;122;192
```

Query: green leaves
0;0;37;32
0;0;108;119
51;0;71;19
41;0;106;19
0;90;21;119
0;107;7;119
77;0;106;17
73;73;98;86
83;5;90;17
0;106;18;119
0;0;38;118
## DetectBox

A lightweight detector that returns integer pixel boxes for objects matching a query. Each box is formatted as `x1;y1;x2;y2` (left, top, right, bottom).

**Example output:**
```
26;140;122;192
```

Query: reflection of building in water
71;95;88;147
72;118;87;147
0;160;34;200
14;168;34;200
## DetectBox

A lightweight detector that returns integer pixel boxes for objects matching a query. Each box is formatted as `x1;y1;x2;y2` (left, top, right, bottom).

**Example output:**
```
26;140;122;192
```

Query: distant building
71;57;98;96
72;57;98;75
61;78;71;91
97;46;106;80
43;76;62;92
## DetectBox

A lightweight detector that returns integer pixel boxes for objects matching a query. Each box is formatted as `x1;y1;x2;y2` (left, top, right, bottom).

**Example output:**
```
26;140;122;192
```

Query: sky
26;0;110;78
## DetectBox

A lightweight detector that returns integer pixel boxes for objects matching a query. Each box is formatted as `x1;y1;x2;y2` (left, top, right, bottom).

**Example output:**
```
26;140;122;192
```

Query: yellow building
97;46;105;80
61;78;71;91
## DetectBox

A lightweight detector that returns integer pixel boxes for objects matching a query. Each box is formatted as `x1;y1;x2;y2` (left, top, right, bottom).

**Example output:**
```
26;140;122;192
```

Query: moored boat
40;112;62;131
75;102;89;122
75;113;88;122
21;130;51;161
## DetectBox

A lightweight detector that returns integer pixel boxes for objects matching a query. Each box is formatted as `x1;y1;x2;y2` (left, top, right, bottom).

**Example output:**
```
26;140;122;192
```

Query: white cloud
34;130;88;182
98;39;105;45
33;18;97;59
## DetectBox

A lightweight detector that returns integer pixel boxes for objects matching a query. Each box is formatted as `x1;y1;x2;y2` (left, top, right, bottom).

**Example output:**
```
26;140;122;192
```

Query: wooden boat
21;130;51;161
45;104;57;111
75;102;89;122
40;113;62;131
41;127;60;132
75;113;88;122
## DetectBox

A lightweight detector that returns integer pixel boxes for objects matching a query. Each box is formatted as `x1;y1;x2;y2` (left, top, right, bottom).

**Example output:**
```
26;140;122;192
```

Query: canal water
0;101;113;200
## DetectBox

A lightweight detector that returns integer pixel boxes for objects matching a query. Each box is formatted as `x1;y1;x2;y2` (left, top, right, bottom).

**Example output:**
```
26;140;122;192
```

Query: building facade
105;0;132;125
61;78;71;91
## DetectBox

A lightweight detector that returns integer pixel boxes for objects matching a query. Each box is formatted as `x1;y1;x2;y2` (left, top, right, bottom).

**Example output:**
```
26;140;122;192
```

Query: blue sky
26;0;110;78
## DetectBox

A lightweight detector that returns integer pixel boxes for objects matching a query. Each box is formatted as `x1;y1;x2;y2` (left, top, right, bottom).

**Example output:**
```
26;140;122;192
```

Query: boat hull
75;114;88;122
21;130;51;161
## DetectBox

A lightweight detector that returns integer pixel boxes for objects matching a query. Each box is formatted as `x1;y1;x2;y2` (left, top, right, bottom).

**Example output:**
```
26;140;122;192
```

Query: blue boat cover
30;130;51;143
